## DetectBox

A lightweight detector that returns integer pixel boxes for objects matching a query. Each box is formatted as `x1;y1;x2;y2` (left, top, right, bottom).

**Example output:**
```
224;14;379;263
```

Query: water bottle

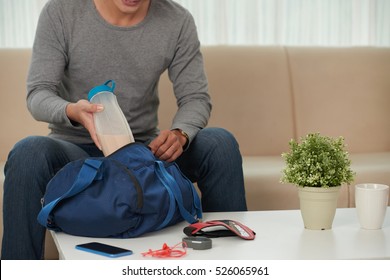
88;80;134;156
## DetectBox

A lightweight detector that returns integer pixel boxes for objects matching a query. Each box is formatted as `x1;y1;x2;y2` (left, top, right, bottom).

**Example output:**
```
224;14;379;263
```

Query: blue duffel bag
37;142;202;238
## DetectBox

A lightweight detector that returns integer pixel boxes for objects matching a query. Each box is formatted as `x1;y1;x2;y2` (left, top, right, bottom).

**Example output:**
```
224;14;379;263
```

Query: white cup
355;183;389;230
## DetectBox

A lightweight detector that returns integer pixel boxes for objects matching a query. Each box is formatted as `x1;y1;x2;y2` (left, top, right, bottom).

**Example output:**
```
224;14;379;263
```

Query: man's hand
65;100;103;150
149;129;187;162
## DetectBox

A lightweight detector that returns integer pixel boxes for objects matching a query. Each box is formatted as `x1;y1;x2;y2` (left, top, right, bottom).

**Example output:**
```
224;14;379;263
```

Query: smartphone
75;242;133;258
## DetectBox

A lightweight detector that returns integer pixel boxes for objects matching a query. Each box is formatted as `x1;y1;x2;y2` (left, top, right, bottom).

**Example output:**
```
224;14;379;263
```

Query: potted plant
281;133;355;230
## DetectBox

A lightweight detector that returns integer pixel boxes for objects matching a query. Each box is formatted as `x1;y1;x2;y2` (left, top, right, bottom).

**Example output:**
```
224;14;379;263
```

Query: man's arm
149;10;211;162
27;2;70;125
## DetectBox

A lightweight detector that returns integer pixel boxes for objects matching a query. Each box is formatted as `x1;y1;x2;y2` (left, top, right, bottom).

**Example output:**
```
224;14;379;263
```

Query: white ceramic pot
298;186;341;230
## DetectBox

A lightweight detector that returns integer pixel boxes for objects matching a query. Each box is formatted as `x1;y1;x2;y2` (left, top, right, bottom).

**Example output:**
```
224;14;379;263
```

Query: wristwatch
174;129;189;149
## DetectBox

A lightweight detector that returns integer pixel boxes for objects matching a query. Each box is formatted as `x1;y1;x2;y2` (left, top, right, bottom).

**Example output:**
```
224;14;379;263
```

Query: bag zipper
111;160;144;209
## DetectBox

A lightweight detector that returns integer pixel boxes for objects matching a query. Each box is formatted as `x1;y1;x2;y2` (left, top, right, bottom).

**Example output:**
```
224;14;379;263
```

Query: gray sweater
27;0;211;144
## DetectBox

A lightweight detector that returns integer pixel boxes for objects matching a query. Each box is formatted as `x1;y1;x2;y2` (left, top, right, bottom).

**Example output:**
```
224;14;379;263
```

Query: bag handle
37;159;103;229
155;161;202;229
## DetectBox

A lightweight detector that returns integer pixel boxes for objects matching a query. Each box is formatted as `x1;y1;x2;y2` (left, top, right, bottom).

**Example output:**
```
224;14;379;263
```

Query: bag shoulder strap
155;160;202;229
37;159;103;229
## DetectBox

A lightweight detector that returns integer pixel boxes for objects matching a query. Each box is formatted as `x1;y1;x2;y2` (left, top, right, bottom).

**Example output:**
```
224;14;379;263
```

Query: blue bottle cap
88;80;116;101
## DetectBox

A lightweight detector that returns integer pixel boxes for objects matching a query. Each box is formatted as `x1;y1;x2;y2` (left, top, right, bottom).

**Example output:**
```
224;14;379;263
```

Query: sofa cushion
242;156;349;211
243;152;390;211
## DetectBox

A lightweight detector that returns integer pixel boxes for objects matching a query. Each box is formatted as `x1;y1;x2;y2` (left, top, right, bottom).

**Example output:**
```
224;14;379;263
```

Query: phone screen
75;242;133;258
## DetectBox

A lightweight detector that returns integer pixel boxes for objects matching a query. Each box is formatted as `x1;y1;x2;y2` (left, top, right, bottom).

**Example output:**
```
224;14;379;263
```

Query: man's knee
5;136;74;177
7;136;59;162
195;127;240;154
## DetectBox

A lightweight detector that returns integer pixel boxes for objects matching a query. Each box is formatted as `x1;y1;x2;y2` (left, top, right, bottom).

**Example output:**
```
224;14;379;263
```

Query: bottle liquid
88;80;134;156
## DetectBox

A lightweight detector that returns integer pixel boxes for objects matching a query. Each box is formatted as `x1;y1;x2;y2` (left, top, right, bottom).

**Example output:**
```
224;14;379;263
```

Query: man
1;0;247;260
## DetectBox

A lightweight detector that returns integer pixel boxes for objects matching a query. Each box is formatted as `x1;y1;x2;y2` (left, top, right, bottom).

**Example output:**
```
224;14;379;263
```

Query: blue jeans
1;127;247;259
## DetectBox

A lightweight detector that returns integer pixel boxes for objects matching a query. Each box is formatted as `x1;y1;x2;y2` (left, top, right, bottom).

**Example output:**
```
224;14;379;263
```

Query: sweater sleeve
167;10;212;142
26;1;71;125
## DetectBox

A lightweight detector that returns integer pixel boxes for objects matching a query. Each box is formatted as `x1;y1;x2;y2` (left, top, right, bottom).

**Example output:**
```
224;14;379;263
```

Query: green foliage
281;133;355;188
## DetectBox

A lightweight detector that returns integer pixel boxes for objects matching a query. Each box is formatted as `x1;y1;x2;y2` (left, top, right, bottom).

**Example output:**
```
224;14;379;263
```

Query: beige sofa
1;47;390;259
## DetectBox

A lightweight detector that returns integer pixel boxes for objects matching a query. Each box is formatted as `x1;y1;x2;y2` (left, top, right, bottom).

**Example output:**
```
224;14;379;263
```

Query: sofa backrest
287;47;390;154
159;46;390;156
0;49;49;162
1;47;389;161
158;46;295;156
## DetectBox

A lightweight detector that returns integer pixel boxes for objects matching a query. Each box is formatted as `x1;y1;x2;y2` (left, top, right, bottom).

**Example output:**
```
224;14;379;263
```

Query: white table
51;207;390;260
